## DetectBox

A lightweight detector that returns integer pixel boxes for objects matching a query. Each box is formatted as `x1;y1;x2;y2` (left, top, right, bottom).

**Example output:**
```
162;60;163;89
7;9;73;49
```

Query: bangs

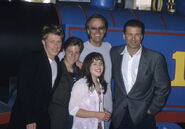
93;55;103;61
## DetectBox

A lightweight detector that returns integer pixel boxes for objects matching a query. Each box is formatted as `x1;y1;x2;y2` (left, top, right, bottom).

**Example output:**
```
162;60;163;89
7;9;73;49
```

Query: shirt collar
48;58;55;64
120;45;142;56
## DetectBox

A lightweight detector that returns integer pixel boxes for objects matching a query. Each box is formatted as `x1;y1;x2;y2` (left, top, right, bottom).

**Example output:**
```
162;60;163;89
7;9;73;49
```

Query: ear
141;35;144;40
42;40;45;46
87;29;90;35
123;33;125;40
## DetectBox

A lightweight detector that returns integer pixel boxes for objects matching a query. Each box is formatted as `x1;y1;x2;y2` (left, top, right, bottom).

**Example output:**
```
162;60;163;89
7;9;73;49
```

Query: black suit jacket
8;49;60;129
110;45;170;128
48;60;81;129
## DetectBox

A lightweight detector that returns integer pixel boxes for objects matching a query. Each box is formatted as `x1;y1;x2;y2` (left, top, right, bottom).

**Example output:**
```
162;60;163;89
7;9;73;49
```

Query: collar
120;45;142;56
48;58;55;64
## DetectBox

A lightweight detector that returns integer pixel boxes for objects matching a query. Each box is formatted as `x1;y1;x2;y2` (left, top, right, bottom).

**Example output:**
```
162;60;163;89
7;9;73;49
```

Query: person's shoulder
102;41;112;48
83;41;89;46
22;50;44;61
102;41;112;46
74;77;86;84
111;45;124;52
143;47;165;59
72;77;88;91
144;47;163;55
19;51;46;70
82;41;91;51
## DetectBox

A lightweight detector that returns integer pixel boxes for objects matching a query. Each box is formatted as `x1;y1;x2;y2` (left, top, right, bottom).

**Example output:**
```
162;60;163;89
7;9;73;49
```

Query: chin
97;74;102;77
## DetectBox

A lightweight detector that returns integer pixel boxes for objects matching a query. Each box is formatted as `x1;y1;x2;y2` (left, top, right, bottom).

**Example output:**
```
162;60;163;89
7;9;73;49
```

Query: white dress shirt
121;46;142;94
48;58;57;87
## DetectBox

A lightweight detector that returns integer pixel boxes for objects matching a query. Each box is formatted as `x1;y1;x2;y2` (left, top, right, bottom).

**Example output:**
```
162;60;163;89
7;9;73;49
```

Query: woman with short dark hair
49;36;84;129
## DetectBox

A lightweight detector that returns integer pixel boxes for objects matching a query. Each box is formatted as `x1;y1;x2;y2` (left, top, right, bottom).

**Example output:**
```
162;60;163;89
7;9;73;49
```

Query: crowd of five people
8;13;170;129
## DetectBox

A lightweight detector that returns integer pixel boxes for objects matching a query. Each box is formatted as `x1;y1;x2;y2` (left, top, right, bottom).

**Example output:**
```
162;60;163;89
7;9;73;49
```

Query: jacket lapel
129;47;148;93
43;50;53;89
116;46;127;94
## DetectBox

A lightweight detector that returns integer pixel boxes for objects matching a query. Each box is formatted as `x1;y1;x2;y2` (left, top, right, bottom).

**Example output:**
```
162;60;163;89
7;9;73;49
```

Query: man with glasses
79;13;112;129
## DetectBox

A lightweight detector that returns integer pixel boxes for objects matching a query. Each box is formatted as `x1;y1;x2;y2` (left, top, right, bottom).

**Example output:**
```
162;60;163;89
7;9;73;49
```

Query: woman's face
64;45;81;65
90;59;104;81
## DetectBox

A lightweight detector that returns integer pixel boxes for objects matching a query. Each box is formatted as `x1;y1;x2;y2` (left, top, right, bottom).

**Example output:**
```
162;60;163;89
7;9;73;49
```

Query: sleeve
103;83;113;113
69;80;86;116
148;54;171;115
17;55;38;124
108;42;112;48
110;47;116;80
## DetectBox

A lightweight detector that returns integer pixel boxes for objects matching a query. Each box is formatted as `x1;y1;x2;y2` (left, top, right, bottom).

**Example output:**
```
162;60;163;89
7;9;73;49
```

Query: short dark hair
123;19;145;35
63;37;84;53
41;24;64;40
82;52;107;94
85;13;108;30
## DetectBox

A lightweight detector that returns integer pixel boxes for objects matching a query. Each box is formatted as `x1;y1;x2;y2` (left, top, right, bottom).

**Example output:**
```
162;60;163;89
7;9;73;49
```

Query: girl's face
90;59;104;81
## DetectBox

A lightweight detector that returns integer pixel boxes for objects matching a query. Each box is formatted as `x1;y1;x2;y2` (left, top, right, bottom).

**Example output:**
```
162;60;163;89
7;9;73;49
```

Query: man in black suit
110;19;170;129
8;25;64;129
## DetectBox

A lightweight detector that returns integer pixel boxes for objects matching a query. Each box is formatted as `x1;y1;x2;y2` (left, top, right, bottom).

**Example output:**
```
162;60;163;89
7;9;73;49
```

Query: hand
147;110;152;114
104;109;111;121
26;122;37;129
104;110;111;121
97;111;111;121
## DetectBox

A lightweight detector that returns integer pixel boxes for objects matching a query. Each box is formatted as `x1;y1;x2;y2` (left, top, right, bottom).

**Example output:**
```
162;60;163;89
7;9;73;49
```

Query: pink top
69;77;104;129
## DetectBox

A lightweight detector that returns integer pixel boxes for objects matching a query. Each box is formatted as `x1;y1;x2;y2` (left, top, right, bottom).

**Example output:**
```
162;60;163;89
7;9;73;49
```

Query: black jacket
48;59;81;129
8;49;60;129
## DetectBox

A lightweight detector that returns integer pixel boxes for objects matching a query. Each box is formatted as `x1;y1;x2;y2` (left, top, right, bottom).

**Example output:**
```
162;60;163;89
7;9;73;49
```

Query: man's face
42;33;62;59
123;26;143;50
87;18;106;46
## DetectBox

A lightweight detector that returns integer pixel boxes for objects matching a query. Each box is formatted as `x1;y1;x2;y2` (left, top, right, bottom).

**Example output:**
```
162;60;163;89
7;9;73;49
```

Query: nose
71;52;75;57
95;28;101;33
54;42;61;49
132;35;137;41
97;63;102;68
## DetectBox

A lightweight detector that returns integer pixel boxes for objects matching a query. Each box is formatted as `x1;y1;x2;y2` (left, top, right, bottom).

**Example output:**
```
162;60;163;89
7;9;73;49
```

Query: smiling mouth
95;70;102;72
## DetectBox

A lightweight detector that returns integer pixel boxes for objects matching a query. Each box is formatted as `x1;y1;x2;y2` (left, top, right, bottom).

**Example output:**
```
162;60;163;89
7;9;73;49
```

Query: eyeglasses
89;27;106;31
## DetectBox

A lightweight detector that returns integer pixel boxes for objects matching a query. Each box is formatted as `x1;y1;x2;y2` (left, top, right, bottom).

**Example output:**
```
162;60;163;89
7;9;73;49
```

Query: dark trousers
111;108;156;129
8;110;50;129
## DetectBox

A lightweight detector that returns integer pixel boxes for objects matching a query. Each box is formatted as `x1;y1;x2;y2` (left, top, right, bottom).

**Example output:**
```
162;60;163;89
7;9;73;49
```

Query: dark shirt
68;64;81;85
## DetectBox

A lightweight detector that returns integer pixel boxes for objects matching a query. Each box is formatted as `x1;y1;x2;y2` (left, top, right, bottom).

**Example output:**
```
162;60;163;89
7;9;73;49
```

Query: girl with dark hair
69;52;111;129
